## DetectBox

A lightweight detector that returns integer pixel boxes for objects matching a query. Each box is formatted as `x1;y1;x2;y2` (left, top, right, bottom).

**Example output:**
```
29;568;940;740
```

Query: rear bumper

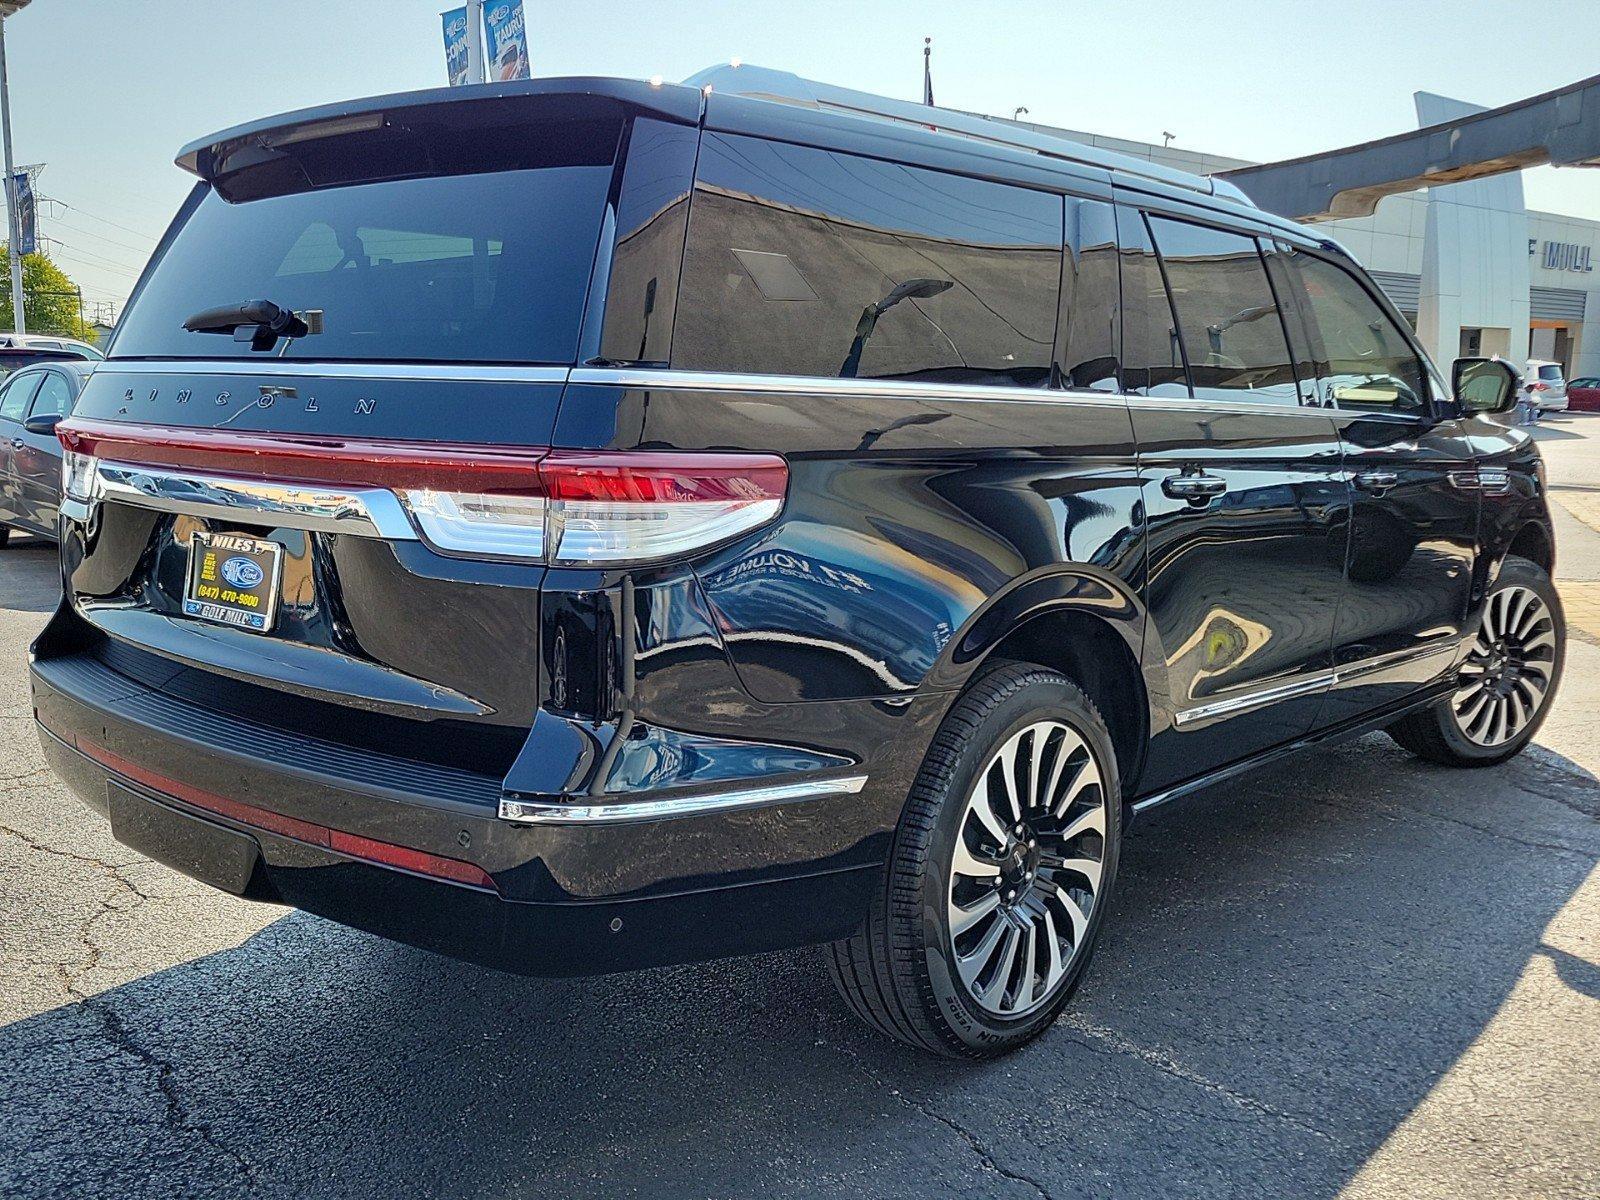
30;647;889;976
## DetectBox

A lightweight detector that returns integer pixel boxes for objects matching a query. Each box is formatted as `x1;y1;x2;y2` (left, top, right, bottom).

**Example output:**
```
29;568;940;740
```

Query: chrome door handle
1355;470;1400;494
1162;472;1228;503
9;437;22;451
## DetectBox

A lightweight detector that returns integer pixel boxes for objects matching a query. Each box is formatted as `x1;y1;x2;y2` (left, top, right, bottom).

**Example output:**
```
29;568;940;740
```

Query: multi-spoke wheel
1390;555;1565;767
1451;585;1557;747
947;721;1107;1018
826;663;1121;1057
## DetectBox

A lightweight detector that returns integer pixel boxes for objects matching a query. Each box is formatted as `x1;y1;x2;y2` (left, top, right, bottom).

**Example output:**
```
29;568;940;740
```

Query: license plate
183;532;283;633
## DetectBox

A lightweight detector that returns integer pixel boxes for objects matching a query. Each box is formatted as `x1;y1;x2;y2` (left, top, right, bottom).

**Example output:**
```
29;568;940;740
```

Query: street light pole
0;4;27;334
465;0;486;84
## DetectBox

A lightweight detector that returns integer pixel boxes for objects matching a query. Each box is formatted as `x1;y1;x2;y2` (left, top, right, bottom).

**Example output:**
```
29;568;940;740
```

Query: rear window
113;137;617;365
0;350;78;378
1538;365;1564;382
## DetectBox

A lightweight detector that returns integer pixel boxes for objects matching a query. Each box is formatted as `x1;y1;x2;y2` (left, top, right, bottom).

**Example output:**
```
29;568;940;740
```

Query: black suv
31;76;1563;1057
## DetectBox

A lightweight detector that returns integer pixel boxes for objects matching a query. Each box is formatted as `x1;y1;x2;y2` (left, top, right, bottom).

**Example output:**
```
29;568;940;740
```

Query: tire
826;663;1121;1058
0;524;10;548
1387;555;1565;767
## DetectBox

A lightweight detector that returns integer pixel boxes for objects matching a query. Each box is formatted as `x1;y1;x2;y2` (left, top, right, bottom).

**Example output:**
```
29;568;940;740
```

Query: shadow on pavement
2;731;1595;1199
0;539;61;614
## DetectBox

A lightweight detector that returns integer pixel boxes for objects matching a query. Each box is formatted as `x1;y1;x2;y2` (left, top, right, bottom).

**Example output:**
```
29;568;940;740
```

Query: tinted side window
599;118;699;366
0;373;41;422
1057;197;1121;391
29;373;74;420
1282;249;1427;416
675;133;1062;385
1146;217;1298;405
1116;207;1188;398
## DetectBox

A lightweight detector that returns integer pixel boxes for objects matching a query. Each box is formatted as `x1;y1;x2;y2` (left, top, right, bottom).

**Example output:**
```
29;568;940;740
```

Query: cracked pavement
3;416;1600;1199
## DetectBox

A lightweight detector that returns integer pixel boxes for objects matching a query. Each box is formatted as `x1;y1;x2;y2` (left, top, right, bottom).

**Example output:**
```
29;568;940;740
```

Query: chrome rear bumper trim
82;460;417;540
498;774;868;825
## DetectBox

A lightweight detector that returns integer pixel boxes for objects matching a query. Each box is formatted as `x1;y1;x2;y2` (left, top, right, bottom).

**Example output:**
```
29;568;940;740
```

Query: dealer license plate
183;532;283;633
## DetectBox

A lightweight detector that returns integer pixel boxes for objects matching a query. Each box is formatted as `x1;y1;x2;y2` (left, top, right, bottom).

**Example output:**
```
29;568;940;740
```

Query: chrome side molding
498;774;868;825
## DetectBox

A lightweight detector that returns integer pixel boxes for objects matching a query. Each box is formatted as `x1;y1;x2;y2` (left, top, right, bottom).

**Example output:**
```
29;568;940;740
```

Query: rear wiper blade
183;299;322;351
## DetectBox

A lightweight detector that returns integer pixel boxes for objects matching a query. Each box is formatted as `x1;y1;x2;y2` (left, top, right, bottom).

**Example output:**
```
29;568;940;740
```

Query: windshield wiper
183;299;322;351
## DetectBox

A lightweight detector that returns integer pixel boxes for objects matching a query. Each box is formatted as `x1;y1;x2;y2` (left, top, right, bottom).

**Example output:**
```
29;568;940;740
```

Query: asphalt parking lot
2;420;1599;1199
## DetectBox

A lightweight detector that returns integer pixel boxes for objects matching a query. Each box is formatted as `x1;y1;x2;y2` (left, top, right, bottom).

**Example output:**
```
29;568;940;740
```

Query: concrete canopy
1220;73;1600;223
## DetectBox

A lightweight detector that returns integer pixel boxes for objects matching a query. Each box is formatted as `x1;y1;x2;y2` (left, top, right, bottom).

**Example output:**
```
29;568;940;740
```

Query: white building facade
1003;95;1600;381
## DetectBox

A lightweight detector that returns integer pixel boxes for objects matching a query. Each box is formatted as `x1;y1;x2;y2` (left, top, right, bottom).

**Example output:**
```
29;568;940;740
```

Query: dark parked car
31;76;1564;1057
0;359;90;545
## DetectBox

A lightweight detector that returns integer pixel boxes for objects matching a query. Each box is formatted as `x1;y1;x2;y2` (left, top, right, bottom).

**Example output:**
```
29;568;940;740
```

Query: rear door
0;370;43;528
1119;206;1350;792
17;369;75;529
1270;244;1478;723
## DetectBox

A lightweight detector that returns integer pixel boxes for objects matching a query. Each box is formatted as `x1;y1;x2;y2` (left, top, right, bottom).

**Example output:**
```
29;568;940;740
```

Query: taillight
398;452;787;565
56;418;787;566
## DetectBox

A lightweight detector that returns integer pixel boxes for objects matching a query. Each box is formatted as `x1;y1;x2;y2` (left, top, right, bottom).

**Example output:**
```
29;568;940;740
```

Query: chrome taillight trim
77;459;418;539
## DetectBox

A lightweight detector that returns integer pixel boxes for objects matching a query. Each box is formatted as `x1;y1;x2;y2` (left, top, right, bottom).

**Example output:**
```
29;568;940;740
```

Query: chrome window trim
79;459;418;540
498;773;868;825
97;360;573;385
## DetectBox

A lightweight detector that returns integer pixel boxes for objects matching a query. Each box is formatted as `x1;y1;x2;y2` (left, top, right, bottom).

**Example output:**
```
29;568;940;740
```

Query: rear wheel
1388;555;1564;766
826;663;1120;1057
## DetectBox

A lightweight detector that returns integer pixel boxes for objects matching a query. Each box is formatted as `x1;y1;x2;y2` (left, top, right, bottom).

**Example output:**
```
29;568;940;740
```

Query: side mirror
23;411;62;436
1453;357;1520;414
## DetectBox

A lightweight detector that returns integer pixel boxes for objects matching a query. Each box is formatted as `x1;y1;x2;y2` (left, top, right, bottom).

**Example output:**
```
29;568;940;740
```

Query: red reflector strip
77;739;497;892
538;451;788;504
56;417;546;494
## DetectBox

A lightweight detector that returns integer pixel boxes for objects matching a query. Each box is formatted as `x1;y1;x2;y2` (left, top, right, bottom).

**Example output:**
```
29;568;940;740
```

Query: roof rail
684;63;1256;207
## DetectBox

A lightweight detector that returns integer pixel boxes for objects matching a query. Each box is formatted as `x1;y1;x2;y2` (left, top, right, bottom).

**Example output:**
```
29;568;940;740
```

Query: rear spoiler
175;77;705;182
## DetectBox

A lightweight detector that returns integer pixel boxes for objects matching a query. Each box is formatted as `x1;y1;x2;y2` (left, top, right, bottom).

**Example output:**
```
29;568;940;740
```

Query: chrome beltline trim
97;360;573;384
570;366;1119;406
498;774;868;825
569;367;1340;418
1173;639;1462;728
87;460;418;540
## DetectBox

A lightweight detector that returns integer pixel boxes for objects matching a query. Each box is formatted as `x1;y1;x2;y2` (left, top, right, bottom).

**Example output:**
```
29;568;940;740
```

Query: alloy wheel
946;720;1108;1018
1452;586;1557;747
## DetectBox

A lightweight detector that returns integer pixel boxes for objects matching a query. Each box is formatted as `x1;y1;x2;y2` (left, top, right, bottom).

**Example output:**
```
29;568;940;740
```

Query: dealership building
993;92;1600;381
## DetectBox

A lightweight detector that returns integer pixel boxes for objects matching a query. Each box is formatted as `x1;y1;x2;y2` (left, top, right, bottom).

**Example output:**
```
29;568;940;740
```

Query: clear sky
7;0;1599;316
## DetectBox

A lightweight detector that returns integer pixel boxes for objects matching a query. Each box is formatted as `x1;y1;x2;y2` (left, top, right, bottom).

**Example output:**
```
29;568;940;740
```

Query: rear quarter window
674;133;1063;386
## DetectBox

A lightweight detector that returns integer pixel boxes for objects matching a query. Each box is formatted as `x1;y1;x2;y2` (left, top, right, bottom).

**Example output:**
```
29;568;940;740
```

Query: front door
1119;208;1350;792
1270;245;1477;723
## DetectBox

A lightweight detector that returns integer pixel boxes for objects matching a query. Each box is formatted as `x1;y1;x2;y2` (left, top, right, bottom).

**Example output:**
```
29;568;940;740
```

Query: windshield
113;163;614;365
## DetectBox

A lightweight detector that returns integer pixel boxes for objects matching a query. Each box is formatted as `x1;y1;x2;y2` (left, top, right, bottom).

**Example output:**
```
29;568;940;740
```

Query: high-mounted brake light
56;419;787;566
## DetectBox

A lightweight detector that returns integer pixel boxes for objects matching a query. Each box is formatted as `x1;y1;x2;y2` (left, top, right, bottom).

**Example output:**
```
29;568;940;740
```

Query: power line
45;241;143;279
46;216;153;260
42;197;160;245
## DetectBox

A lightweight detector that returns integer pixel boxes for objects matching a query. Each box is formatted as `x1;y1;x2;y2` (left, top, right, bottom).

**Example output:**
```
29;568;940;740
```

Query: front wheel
1388;555;1564;766
826;663;1121;1057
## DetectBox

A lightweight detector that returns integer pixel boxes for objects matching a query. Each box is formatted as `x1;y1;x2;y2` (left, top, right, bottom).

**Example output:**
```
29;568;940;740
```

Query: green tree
0;250;96;342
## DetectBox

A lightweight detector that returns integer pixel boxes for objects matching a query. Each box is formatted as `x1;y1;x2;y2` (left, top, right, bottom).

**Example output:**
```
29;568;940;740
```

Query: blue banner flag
441;7;471;87
13;173;35;257
484;1;530;82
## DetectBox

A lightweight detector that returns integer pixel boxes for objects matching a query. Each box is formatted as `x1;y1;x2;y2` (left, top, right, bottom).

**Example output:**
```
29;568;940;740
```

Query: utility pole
465;0;487;84
0;1;30;334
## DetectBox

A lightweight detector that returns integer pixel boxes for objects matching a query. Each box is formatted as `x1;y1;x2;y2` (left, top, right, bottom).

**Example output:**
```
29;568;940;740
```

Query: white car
1525;359;1569;412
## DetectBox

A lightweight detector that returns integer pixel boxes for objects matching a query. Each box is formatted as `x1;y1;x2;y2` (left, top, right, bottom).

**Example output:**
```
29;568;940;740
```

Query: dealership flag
12;173;35;256
441;7;471;86
484;1;530;82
